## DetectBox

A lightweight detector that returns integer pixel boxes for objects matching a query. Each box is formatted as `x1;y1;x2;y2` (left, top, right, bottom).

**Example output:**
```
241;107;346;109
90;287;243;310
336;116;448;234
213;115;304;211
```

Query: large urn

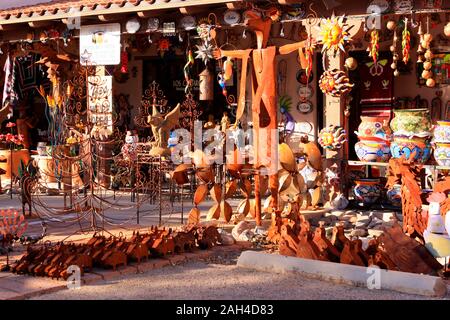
354;116;391;162
390;109;432;163
390;108;432;136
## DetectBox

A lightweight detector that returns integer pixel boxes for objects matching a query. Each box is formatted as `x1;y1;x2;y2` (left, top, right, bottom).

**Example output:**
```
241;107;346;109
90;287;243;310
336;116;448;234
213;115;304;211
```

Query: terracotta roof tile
0;0;233;21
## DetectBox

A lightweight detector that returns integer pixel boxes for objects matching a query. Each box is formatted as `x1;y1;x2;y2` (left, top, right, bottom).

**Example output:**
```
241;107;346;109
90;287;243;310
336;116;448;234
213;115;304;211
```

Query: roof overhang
0;0;247;27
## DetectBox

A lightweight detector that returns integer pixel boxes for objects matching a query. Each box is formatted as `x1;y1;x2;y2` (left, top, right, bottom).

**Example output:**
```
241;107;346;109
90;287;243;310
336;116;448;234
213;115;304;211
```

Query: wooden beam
28;21;53;28
277;0;299;4
179;6;206;15
98;14;123;22
0;24;23;31
226;1;247;9
137;10;164;18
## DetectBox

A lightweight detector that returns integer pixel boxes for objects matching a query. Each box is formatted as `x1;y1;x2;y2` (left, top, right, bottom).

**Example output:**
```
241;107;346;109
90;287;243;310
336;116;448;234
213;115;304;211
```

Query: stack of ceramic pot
354;116;391;162
432;120;450;167
389;108;432;163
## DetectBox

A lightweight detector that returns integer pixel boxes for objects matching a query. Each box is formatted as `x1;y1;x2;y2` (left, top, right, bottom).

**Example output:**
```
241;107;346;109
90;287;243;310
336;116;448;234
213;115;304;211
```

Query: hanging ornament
199;68;214;101
223;57;233;81
368;29;379;63
183;49;194;93
386;20;396;31
319;69;354;97
401;18;410;64
157;38;171;58
420;16;435;87
390;28;399;76
345;57;358;70
316;14;352;57
304;33;316;80
280;23;285;37
120;51;129;73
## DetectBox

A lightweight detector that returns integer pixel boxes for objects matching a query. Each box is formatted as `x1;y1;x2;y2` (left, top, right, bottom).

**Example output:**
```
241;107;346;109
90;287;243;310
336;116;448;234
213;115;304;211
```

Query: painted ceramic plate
297;101;313;114
298;121;313;133
394;0;413;12
147;18;159;32
224;10;241;25
296;69;313;85
367;0;390;13
297;85;313;99
179;15;197;30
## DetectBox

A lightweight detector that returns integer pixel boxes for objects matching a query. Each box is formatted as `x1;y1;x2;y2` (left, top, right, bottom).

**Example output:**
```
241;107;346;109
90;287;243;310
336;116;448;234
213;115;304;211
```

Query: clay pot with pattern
357;116;391;140
390;135;432;163
433;120;450;143
354;136;390;162
433;142;450;167
390;108;432;137
353;178;381;206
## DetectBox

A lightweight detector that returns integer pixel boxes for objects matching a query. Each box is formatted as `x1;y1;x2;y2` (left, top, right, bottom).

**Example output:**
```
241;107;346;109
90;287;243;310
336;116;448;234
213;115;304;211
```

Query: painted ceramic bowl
390;108;432;136
433;120;450;143
433;142;450;167
353;179;381;206
390;136;432;163
355;137;390;162
386;184;402;207
357;116;391;139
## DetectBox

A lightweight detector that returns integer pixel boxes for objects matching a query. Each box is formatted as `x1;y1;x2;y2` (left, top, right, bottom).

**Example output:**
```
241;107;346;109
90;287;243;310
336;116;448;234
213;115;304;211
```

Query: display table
0;149;31;180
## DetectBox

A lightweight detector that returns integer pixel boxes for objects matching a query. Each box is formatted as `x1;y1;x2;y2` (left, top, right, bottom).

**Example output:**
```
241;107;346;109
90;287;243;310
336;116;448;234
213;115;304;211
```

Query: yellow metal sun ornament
317;14;352;56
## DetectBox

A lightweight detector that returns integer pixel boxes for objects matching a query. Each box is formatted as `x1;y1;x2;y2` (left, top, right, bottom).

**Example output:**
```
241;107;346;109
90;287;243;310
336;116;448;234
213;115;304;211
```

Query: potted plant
0;122;31;180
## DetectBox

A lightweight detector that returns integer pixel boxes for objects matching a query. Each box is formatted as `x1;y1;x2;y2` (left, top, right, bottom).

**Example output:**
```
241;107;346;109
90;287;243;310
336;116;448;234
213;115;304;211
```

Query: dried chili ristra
402;23;410;64
369;29;379;64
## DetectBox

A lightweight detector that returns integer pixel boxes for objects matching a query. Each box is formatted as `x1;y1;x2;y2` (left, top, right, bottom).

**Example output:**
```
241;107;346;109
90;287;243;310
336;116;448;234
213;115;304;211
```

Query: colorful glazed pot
355;137;390;162
358;116;391;140
390;108;432;136
390;136;432;163
433;120;450;143
386;184;402;207
433;142;450;166
354;179;381;206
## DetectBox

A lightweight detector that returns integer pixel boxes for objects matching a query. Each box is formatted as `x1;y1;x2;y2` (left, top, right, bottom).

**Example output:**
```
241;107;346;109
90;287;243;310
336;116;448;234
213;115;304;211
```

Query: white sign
80;23;121;66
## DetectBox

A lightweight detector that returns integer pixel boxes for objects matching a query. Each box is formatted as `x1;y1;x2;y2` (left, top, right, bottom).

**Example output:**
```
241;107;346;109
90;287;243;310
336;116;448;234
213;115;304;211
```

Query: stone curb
237;251;448;298
2;243;247;300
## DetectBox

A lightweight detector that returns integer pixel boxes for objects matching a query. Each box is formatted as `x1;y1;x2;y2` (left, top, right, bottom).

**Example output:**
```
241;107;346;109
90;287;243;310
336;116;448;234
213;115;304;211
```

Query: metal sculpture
11;224;220;278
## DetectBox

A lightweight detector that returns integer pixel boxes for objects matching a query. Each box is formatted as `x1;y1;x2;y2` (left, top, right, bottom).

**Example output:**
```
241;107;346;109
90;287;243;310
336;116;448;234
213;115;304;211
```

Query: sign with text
88;75;113;131
80;23;121;65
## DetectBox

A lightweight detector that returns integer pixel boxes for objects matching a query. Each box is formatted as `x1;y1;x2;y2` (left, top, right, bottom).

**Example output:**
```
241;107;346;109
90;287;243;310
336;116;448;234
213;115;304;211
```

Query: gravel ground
31;257;449;300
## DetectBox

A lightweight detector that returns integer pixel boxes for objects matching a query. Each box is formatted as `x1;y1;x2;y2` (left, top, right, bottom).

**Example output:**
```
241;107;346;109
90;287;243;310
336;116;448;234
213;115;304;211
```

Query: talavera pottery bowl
390;135;432;163
355;137;391;162
433;142;450;166
433;120;450;143
390;108;432;136
353;178;381;206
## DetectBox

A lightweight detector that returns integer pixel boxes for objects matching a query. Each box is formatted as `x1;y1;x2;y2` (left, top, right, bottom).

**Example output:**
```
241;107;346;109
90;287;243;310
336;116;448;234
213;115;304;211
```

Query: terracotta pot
0;149;31;179
433;120;450;143
353;179;381;206
355;138;390;162
357;116;391;139
390;108;432;137
433;142;450;167
390;136;432;163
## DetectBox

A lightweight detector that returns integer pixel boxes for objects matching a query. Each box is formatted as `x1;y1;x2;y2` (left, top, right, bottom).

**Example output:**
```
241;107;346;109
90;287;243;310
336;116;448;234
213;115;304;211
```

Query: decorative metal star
194;43;214;65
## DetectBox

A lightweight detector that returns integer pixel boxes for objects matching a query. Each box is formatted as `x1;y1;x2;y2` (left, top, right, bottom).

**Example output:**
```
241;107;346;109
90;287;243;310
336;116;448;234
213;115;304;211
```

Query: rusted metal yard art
11;224;221;279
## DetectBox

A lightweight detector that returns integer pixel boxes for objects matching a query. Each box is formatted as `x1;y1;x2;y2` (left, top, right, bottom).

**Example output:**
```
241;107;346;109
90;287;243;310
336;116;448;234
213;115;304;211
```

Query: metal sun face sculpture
317;15;351;55
319;69;354;97
318;125;347;150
